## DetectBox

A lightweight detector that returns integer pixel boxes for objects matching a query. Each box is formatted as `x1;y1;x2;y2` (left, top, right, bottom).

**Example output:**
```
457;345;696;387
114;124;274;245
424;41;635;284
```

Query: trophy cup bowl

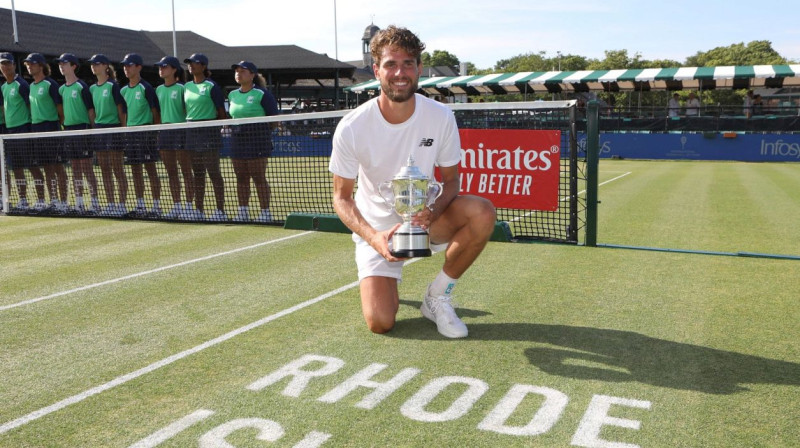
380;156;443;258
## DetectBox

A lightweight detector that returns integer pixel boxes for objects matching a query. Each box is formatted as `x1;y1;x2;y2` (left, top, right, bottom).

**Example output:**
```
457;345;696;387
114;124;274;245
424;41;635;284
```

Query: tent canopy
345;65;800;95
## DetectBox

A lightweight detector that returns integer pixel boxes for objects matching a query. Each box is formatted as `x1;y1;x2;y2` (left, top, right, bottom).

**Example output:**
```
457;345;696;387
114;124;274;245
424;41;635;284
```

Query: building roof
0;8;164;63
0;8;354;86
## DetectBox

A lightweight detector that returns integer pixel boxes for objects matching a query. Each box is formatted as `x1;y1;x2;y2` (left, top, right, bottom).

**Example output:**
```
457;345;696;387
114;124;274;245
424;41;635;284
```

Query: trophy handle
426;180;443;208
378;181;395;208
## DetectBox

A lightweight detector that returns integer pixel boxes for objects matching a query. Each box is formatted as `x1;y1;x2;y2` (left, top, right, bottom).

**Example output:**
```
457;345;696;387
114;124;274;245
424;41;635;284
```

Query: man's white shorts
353;233;448;281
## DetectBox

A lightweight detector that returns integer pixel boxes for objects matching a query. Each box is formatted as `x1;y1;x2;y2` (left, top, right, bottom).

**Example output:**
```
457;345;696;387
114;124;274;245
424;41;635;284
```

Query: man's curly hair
370;25;426;66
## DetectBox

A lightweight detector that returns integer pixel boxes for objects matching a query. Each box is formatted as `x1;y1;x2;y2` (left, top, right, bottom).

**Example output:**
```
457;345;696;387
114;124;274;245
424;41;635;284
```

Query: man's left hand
411;206;435;230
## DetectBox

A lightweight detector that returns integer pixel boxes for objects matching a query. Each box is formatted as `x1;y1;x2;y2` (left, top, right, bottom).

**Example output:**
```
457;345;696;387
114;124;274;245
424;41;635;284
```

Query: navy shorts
31;121;63;165
185;122;221;152
230;123;273;160
63;123;93;160
4;124;32;169
123;130;159;164
157;128;186;151
92;123;123;152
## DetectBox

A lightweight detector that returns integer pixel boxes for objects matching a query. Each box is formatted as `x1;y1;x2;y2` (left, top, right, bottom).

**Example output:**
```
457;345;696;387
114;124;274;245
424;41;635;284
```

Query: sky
6;0;800;69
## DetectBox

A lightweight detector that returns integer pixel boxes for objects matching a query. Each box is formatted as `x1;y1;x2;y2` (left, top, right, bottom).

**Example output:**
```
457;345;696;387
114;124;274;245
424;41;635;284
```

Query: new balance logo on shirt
419;138;434;147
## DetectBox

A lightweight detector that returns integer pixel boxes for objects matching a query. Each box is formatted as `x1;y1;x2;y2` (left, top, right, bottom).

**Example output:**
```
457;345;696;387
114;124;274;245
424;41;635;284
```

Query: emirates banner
453;129;562;211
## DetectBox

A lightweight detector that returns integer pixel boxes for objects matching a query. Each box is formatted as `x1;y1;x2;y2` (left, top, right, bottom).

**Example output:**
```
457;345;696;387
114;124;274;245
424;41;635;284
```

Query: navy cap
232;61;258;73
183;53;208;66
0;52;13;62
121;53;144;66
23;53;47;64
56;53;80;65
155;56;181;69
88;54;110;65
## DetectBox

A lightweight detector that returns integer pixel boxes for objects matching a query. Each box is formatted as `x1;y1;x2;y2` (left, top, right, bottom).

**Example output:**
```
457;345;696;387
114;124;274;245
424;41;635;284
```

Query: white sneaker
165;204;182;219
210;209;228;222
256;209;273;223
234;208;250;222
421;285;468;338
184;208;204;221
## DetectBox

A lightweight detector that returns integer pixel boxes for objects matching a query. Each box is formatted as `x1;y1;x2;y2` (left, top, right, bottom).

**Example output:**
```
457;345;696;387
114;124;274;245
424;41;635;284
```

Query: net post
568;104;579;243
1;138;7;213
585;100;600;247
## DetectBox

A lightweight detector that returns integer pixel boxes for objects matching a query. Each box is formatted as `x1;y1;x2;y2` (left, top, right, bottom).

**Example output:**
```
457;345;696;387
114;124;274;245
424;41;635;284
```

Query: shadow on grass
392;301;800;395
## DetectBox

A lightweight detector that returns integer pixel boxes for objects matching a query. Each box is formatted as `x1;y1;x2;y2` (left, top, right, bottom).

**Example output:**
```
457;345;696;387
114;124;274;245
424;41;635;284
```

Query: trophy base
390;248;432;258
391;229;432;258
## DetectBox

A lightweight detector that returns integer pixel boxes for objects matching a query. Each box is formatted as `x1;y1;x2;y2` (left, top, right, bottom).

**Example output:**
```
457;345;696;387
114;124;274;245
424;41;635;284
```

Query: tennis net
1;101;587;243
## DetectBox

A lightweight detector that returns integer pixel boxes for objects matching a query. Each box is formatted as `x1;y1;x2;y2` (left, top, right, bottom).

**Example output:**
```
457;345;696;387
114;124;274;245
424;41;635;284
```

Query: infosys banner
577;132;800;162
455;129;561;211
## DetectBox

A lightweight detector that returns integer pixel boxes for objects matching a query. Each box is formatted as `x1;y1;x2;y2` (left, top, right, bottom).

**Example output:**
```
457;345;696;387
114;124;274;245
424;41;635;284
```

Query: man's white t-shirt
330;94;461;231
685;98;700;116
668;98;680;117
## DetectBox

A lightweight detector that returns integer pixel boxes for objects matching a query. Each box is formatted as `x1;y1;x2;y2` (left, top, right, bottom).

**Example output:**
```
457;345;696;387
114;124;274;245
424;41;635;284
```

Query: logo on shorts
419;138;434;147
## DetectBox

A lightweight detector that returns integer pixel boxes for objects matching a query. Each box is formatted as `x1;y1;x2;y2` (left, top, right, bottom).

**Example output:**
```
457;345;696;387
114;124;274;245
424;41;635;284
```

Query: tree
645;58;683;69
494;51;548;72
556;54;590;71
421;50;460;72
493;51;589;73
587;49;644;70
686;41;789;108
686;40;787;66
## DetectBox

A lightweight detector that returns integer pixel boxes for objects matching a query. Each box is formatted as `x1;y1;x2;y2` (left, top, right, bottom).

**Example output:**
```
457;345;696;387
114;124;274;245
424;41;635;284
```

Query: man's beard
381;76;419;103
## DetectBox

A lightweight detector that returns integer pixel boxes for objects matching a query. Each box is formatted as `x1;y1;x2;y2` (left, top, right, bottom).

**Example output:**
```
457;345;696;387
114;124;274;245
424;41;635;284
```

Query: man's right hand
369;223;405;262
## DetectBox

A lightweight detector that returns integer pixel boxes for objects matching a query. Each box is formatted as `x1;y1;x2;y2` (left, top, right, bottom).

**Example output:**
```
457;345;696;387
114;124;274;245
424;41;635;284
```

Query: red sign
452;129;561;211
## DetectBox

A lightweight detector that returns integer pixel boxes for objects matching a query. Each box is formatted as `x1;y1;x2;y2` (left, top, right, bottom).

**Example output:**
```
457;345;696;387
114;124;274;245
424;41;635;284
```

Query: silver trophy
379;156;443;258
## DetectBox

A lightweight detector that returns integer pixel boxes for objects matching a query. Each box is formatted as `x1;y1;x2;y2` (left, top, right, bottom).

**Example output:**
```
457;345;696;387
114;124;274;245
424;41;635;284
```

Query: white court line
563;171;633;201
0;257;423;435
597;171;633;188
509;171;632;223
0;232;313;312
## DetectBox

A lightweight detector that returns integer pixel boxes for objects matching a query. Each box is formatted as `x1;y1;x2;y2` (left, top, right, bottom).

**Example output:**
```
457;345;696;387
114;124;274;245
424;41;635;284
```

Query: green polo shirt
121;80;158;126
2;75;31;128
156;83;186;124
59;80;93;126
29;77;61;124
184;78;224;121
227;86;279;119
90;81;124;125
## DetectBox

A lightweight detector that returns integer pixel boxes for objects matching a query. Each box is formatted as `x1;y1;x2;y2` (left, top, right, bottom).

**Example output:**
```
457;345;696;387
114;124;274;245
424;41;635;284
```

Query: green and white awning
345;64;800;94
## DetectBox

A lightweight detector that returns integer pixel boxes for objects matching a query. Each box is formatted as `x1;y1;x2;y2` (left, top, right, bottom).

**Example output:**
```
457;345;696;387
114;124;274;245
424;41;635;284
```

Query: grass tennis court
1;160;799;447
